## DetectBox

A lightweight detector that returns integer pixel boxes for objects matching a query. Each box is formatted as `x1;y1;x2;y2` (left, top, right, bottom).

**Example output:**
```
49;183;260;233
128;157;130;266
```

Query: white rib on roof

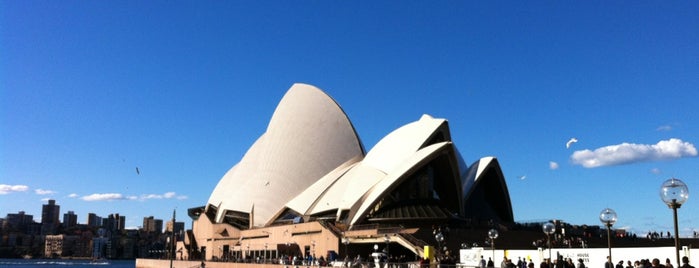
207;83;364;227
284;156;362;216
349;142;453;224
362;114;446;174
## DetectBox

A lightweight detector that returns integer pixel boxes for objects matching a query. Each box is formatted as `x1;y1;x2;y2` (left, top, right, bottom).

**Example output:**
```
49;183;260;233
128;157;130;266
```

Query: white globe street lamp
488;229;498;263
542;222;555;260
599;208;617;265
660;178;689;267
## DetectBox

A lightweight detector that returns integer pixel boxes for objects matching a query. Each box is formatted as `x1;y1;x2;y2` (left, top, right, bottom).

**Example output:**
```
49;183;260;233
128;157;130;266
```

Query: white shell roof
278;114;453;224
349;141;455;224
207;83;364;227
362;114;447;174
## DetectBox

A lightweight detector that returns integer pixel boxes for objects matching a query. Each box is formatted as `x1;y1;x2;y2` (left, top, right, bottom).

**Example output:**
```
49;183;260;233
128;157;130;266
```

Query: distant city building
41;200;60;235
154;219;163;234
87;213;102;227
45;234;64;258
92;236;107;259
165;221;185;238
63;211;78;229
105;214;125;232
142;216;163;233
5;211;34;232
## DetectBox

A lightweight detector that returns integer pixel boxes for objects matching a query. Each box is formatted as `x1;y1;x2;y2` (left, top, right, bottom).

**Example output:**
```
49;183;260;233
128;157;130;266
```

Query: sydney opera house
182;83;514;262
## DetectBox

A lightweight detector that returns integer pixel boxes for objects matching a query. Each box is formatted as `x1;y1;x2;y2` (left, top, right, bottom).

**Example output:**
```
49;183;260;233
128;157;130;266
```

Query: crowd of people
473;255;696;268
604;257;694;268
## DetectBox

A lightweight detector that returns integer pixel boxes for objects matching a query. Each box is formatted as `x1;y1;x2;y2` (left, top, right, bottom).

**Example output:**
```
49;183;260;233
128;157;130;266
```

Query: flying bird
566;138;578;149
135;167;140;175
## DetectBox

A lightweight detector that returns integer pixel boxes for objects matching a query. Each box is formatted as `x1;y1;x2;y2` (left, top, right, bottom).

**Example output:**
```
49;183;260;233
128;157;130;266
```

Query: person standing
666;258;675;268
541;258;550;268
605;257;614;268
480;256;486;268
576;259;585;268
680;257;694;268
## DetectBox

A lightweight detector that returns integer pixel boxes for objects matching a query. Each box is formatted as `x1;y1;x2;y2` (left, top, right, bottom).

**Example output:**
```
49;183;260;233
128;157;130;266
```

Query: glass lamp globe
488;229;499;240
599;208;617;227
435;232;444;242
542;222;555;235
660;178;689;208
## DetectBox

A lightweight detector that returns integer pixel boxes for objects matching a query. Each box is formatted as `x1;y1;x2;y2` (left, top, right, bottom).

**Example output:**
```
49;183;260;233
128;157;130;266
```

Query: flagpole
170;209;176;268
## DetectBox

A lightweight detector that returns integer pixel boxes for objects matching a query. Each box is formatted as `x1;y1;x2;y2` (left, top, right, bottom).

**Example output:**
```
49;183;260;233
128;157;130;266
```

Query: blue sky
2;1;698;237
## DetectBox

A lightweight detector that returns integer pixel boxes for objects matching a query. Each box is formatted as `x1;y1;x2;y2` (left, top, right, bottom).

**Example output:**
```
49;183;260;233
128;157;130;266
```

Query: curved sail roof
205;83;514;231
462;157;514;222
207;83;364;227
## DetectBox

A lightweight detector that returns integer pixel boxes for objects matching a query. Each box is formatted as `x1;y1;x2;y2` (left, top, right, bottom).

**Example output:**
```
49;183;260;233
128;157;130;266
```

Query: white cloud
80;191;185;201
68;193;79;198
82;193;129;201
650;168;662;175
35;189;56;195
140;192;185;200
570;138;697;168
549;161;559;170
656;125;673;132
0;184;29;194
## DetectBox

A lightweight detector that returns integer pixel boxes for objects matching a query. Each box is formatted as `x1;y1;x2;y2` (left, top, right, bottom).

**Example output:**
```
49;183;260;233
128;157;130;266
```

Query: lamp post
660;178;689;267
384;234;390;256
542;222;555;260
342;237;350;259
599;208;617;266
312;240;316;265
434;231;445;258
488;229;498;263
264;243;268;263
170;209;176;268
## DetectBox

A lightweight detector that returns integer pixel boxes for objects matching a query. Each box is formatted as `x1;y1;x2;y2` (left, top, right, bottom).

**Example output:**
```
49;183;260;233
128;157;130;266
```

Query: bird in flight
136;167;140;175
566;138;578;149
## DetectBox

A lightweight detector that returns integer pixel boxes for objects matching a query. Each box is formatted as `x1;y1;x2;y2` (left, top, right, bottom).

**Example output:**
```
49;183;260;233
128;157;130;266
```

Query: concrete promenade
137;246;698;268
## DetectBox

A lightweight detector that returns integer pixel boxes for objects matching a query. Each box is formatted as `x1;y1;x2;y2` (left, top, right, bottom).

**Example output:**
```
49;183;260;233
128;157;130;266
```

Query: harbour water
0;259;135;268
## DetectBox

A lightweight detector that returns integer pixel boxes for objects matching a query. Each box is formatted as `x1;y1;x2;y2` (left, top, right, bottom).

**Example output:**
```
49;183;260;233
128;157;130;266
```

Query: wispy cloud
0;184;29;195
81;193;138;201
68;193;79;198
140;192;187;200
35;189;56;195
570;138;697;168
549;161;559;170
656;125;673;132
650;168;662;175
79;192;187;201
